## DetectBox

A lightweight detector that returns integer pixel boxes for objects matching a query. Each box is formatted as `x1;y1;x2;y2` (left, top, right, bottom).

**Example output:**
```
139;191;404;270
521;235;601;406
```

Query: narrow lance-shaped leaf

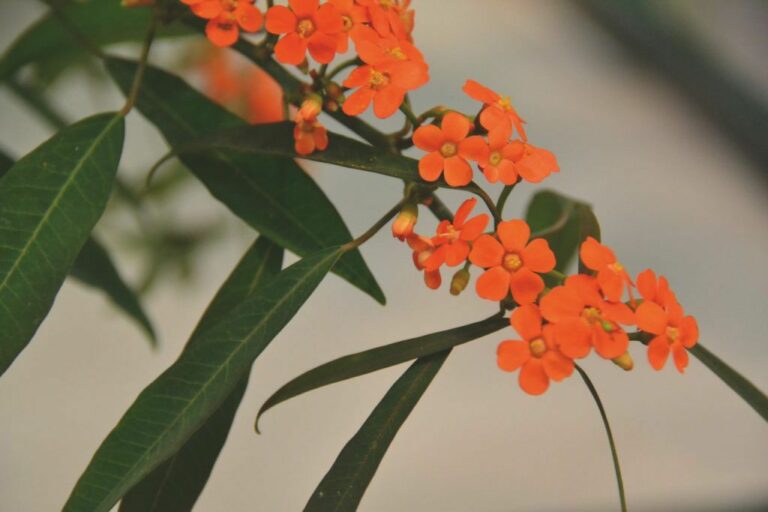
120;237;284;512
306;351;450;512
65;246;343;512
0;0;189;81
525;189;600;277
257;314;507;431
106;58;384;305
690;344;768;422
70;237;156;345
0;112;124;376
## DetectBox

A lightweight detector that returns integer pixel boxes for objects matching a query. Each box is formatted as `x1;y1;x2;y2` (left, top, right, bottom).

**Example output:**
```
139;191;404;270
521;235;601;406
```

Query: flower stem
575;365;628;512
344;198;408;251
496;184;516;217
120;15;158;116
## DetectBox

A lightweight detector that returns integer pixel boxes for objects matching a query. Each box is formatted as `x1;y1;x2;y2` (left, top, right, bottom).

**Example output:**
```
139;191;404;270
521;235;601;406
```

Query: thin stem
344;198;407;251
399;102;420;129
464;182;500;226
326;57;360;81
121;15;158;116
496;184;516;217
545;269;567;283
575;365;627;512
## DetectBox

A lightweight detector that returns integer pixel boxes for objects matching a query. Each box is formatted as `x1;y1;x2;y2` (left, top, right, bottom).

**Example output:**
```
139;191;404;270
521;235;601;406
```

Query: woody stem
343;198;408;251
121;14;158;116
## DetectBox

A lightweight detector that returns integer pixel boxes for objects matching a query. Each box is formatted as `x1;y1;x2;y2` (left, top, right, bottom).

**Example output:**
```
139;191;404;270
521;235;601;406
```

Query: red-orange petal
453;198;476;228
554;318;592;359
637;268;657;302
540;285;584;323
458;136;490;163
468;234;504;268
441;112;470;143
372;86;405;118
308;31;340;63
315;2;343;33
521;238;556;274
497;159;518;185
462;79;499;105
424;269;441;289
475;266;511;301
680;316;699;348
206;19;239;47
192;0;223;19
597;267;624;302
636;302;667;335
497;219;530;253
444;240;469;267
274;32;308;64
342;86;374;116
543;351;574;381
459;215;488;242
519;359;549;395
647;335;670;370
289;0;318;18
418;151;444;182
343;65;371;88
510;303;542;341
580;237;615;271
265;5;296;33
672;342;688;373
509;267;544;305
497;340;530;372
413;124;444;153
237;4;264;32
443;156;473;186
592;328;629;360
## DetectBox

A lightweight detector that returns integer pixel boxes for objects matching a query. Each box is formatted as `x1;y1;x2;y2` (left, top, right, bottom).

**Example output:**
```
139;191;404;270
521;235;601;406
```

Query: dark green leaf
257;314;506;431
690;343;768;422
0;112;124;377
106;58;384;305
64;246;343;512
0;148;13;177
120;237;284;512
70;237;156;345
525;189;600;277
306;352;449;512
0;0;189;81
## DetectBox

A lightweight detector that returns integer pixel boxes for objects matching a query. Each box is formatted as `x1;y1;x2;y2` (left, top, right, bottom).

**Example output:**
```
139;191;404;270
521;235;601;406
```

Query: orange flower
412;112;489;186
481;126;559;185
469;220;555;304
328;0;369;52
463;79;527;140
342;28;428;118
183;0;263;47
392;203;418;241
357;0;414;41
580;237;634;303
540;274;635;359
265;0;343;65
408;235;441;289
293;111;328;155
635;269;698;373
245;66;285;123
497;304;574;395
424;198;488;268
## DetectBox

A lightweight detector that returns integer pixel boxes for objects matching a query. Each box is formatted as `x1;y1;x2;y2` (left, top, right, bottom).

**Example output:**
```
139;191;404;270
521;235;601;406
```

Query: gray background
1;1;767;510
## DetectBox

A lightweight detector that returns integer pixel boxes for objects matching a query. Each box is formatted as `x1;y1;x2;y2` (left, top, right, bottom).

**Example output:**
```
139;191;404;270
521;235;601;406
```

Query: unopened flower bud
326;82;343;100
392;203;418;241
450;268;470;296
324;99;339;112
122;0;154;6
299;94;323;121
612;352;634;371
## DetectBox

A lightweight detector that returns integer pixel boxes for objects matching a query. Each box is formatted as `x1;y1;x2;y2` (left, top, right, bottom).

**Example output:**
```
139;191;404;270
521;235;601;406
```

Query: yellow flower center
582;307;616;332
529;338;547;358
380;0;394;9
489;151;503;167
502;253;522;272
610;262;624;273
666;326;679;342
387;47;407;60
297;18;316;38
440;142;458;157
341;15;353;31
369;69;390;90
497;95;512;112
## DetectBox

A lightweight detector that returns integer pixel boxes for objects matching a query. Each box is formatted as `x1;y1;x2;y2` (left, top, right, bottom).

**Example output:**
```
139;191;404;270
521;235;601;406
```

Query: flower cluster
180;0;699;397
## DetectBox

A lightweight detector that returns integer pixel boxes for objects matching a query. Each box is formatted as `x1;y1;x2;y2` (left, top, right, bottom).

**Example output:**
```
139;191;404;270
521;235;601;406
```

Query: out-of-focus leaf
106;58;385;305
0;112;124;377
257;314;506;431
0;0;189;81
120;237;284;512
690;344;768;422
70;237;156;345
306;351;449;511
0;148;13;177
525;189;600;278
64;246;343;512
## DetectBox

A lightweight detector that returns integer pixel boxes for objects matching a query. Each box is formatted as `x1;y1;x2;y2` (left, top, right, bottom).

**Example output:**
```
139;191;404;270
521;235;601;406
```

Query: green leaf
306;352;449;511
525;189;601;276
0;0;189;81
105;58;384;305
257;314;506;431
0;112;125;377
166;122;468;190
64;246;343;512
690;343;768;422
120;237;284;512
0;147;13;177
70;237;156;345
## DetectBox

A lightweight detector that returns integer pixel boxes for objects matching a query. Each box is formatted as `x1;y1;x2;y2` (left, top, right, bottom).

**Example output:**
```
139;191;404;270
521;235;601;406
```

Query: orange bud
299;95;323;121
612;352;634;371
392;203;418;241
450;268;470;296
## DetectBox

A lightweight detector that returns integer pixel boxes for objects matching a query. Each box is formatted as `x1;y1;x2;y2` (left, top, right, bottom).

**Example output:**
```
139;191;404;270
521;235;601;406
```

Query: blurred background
1;0;767;510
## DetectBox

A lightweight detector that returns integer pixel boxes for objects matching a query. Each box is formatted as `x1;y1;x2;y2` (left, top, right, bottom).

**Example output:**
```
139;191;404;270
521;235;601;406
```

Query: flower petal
274;32;308;65
458;136;490;163
468;234;504;268
543;351;574;381
372;85;405;118
315;2;343;33
680;316;699;348
237;4;264;32
554;318;592;359
475;266;511;301
443;156;473;187
636;268;657;302
418;151;444;182
462;79;499;104
497;219;530;252
647;335;670;370
413;124;444;152
453;198;476;229
510;303;542;341
289;0;318;18
521;238;555;273
580;236;615;271
519;359;549;395
636;302;667;335
509;267;544;305
497;340;530;372
592;328;629;360
265;5;296;33
444;241;469;267
206;19;239;47
441;112;471;142
459;215;489;241
342;86;374;116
